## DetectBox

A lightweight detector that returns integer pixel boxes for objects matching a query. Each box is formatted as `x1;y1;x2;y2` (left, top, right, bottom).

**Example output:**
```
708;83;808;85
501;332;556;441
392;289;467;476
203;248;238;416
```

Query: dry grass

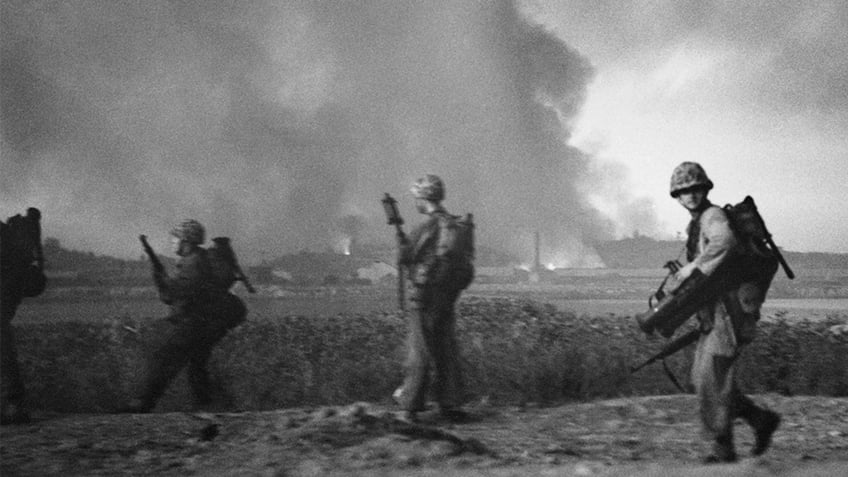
10;297;848;413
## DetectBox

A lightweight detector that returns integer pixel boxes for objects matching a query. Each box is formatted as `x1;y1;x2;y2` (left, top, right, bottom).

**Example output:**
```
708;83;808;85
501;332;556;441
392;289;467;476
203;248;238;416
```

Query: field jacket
688;204;763;353
399;208;447;289
157;248;215;316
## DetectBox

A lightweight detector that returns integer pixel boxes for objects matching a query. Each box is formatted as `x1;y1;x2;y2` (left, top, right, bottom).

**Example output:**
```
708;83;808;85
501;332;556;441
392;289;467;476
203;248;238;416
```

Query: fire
333;235;352;255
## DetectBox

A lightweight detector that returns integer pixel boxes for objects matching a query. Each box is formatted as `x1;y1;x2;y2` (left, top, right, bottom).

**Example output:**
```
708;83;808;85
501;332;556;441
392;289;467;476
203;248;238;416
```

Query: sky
525;0;848;254
2;1;846;266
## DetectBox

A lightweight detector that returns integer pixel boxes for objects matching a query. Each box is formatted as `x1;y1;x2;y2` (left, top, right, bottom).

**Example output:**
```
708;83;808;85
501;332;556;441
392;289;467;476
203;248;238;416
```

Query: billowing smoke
1;0;631;264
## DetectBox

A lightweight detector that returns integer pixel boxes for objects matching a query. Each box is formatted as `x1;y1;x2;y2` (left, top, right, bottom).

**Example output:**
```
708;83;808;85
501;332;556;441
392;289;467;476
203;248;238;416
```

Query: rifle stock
630;328;700;373
139;235;165;275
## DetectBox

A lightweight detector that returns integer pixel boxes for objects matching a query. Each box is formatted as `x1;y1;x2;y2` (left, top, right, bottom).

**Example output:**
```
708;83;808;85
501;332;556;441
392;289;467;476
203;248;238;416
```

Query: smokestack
533;230;541;272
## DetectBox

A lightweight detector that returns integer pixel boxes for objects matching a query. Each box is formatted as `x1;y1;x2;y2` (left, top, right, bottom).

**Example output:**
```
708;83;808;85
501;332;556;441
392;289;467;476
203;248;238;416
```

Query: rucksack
1;212;46;298
206;237;249;328
432;212;475;290
207;237;243;291
722;196;782;287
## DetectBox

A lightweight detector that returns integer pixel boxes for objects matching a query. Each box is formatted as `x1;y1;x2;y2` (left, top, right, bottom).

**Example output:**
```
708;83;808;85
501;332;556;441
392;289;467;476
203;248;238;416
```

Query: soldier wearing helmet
121;219;243;413
669;162;780;463
392;174;470;423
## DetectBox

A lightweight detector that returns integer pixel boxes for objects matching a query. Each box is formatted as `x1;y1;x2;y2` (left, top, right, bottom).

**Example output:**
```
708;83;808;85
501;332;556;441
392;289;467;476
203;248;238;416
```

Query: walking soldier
391;174;474;422
121;219;246;413
669;162;780;463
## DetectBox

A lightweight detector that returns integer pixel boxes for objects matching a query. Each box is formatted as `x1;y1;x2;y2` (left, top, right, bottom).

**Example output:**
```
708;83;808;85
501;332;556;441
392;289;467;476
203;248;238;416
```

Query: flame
333;235;352;255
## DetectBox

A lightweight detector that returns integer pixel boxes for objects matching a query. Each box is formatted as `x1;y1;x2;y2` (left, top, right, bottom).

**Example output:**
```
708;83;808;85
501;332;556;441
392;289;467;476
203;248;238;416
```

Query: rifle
381;193;406;311
233;264;257;294
139;234;165;276
631;327;700;392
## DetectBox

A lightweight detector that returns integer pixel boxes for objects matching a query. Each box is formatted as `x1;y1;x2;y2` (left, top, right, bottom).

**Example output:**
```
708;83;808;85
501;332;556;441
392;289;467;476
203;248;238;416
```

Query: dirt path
2;394;847;476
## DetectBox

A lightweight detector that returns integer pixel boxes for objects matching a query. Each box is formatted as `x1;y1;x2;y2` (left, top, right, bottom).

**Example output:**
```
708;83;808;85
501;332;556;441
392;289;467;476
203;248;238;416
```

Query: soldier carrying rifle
120;219;247;413
384;175;475;423
665;162;781;463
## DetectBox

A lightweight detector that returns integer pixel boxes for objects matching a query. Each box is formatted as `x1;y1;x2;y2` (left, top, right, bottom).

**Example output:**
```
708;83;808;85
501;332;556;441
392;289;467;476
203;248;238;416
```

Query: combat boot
702;436;737;464
751;409;781;456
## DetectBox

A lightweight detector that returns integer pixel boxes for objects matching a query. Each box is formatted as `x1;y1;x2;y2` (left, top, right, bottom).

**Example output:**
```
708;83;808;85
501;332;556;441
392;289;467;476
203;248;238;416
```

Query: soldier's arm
399;218;437;266
692;207;737;276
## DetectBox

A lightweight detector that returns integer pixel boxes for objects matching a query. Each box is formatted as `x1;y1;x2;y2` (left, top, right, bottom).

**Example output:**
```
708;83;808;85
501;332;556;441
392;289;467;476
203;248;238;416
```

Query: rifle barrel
631;328;700;373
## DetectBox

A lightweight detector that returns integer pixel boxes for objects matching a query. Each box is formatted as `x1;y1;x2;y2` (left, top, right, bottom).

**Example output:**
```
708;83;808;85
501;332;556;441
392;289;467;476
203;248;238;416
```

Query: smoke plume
2;0;631;264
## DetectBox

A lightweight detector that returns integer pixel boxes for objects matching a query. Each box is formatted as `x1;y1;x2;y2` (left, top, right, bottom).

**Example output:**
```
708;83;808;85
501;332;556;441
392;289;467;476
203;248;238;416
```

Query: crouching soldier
120;219;246;413
393;175;474;423
669;162;780;463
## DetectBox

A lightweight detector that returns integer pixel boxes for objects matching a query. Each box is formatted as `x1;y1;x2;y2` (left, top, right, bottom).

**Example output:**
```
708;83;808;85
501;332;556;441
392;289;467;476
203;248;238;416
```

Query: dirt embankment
2;394;847;476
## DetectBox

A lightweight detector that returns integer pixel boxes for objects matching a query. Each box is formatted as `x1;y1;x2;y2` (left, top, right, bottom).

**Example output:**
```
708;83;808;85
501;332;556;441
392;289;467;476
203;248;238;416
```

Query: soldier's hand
675;263;696;280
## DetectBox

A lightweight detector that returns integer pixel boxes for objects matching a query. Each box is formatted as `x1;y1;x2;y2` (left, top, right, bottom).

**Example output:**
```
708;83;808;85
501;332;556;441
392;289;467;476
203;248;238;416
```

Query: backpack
1;212;47;298
206;237;249;328
722;196;781;288
432;212;475;290
207;237;243;291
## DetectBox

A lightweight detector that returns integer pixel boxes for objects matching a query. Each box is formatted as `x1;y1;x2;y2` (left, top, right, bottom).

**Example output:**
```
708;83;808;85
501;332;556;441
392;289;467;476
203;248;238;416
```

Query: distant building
356;261;397;284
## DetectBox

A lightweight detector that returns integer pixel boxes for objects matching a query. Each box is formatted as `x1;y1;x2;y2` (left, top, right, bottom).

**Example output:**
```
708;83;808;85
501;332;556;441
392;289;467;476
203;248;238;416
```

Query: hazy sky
527;0;848;254
2;0;846;266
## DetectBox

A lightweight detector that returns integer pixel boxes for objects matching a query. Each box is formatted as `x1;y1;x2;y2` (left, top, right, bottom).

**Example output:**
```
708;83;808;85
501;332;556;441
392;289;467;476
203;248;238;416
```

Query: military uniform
393;176;467;419
1;208;44;424
672;163;780;462
1;288;27;423
125;221;244;413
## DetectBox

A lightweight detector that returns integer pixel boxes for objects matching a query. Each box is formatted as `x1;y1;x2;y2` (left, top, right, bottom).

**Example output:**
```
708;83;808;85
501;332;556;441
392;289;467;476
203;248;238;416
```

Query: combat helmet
670;162;713;198
411;174;445;201
171;219;205;245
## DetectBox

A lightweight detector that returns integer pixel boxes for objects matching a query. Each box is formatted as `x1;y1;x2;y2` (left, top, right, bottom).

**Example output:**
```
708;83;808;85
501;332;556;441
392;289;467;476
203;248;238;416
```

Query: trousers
398;286;464;412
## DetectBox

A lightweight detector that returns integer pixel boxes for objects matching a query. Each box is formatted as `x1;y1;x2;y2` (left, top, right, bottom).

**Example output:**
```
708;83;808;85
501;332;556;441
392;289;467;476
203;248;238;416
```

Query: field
8;284;848;412
3;284;848;476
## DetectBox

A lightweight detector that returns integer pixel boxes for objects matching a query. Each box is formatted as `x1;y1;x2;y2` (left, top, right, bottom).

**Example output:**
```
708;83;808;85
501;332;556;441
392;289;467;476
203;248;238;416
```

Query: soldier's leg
691;334;738;462
129;322;195;412
732;386;781;455
724;286;780;455
397;294;433;413
1;298;29;424
187;343;214;406
187;321;230;406
430;289;464;411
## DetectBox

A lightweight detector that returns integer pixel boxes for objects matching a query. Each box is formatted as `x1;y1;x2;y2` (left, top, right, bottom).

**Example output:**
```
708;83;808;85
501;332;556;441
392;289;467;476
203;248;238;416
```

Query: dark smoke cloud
1;0;616;264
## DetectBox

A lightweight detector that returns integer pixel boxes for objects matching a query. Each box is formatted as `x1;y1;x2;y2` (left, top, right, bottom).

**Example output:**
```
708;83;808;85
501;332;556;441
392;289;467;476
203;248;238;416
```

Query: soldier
120;219;245;413
670;162;780;463
0;208;45;425
393;175;472;422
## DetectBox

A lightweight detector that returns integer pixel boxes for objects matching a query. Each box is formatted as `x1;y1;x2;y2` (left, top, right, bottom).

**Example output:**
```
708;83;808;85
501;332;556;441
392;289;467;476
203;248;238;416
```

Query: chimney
533;230;541;272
